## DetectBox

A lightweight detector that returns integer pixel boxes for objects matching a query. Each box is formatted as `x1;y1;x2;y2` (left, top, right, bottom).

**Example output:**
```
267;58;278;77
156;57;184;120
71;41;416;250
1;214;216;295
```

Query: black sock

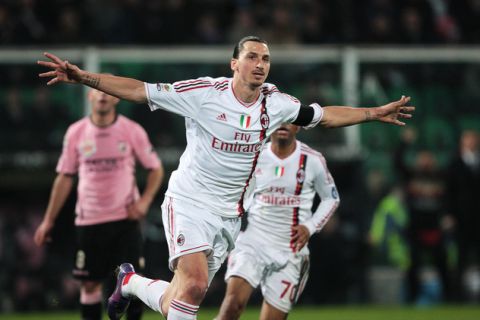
81;302;102;320
127;298;144;320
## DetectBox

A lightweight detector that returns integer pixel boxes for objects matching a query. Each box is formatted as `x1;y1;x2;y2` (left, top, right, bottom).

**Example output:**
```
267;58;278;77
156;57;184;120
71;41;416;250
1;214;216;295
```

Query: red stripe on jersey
175;84;212;93
290;154;308;252
174;79;209;88
237;98;268;216
179;244;210;253
167;197;175;254
214;79;229;89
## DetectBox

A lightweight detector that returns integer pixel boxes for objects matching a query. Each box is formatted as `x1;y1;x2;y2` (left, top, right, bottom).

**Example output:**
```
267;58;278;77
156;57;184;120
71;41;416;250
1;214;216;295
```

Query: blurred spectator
446;129;480;302
450;0;480;43
227;8;258;44
428;0;460;43
399;7;434;43
369;185;410;271
53;6;84;44
0;0;478;45
262;4;300;45
394;128;453;303
358;0;399;43
194;13;224;44
0;4;15;44
14;0;46;44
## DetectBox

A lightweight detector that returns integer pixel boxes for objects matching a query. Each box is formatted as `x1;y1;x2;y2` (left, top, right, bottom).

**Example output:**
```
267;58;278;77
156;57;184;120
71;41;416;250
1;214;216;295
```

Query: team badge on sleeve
156;83;172;92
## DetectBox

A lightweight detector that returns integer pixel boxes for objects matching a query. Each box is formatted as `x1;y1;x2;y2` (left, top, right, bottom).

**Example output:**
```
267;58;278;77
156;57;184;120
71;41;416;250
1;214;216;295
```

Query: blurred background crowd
1;0;480;45
1;0;480;314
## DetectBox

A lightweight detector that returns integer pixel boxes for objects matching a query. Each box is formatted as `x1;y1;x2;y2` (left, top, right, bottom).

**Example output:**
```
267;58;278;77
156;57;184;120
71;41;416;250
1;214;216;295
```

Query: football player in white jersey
38;36;414;320
215;123;339;320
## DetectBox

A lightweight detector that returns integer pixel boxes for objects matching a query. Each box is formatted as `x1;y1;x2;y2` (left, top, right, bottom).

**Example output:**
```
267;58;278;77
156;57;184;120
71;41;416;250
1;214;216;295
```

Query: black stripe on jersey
261;86;280;96
214;81;229;91
237;97;268;216
174;80;211;91
290;153;308;252
175;84;213;93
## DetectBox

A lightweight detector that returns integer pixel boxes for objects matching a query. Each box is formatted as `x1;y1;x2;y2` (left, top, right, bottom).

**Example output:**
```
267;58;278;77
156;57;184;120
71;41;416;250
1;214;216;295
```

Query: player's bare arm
127;167;164;220
38;52;147;104
320;96;415;128
34;173;74;246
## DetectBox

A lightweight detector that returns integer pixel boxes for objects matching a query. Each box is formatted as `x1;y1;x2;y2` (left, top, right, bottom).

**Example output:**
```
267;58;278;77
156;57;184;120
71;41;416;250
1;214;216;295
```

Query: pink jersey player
57;114;161;225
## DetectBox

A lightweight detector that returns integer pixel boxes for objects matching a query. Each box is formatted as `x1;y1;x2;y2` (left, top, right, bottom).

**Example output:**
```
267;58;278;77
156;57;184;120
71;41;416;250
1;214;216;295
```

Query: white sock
168;299;199;320
122;274;169;314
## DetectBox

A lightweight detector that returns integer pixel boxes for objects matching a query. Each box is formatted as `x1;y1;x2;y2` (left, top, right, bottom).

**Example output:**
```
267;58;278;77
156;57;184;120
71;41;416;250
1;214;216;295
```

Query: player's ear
231;58;237;72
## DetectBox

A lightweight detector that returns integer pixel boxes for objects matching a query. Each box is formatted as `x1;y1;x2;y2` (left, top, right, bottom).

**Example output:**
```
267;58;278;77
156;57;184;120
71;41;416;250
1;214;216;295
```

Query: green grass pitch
2;306;480;320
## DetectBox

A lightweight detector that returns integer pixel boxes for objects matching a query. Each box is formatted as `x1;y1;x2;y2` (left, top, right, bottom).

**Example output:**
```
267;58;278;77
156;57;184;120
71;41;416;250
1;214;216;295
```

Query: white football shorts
161;196;241;284
225;232;310;313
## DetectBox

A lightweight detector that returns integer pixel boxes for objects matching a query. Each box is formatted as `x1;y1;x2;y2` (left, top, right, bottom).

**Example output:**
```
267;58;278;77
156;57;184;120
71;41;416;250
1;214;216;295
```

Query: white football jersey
246;141;340;252
145;77;319;218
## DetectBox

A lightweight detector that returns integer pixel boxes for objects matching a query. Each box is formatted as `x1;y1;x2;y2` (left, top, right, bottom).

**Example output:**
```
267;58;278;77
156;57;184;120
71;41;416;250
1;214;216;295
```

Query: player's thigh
259;300;288;320
73;223;111;281
225;276;255;305
162;196;240;281
262;256;310;314
224;241;263;290
175;251;209;289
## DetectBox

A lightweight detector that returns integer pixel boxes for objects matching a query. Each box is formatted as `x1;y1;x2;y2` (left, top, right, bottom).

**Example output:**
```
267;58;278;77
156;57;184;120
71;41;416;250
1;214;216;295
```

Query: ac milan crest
296;168;305;183
260;113;270;129
177;234;185;246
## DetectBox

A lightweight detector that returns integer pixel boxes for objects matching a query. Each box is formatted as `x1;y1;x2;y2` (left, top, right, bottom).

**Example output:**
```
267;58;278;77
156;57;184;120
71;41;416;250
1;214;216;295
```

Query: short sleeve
56;126;79;174
267;89;302;123
144;77;213;119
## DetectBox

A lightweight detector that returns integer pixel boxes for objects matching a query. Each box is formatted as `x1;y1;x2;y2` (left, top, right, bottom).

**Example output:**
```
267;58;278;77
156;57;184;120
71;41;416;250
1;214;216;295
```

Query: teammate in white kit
215;123;339;320
33;88;163;320
37;36;414;320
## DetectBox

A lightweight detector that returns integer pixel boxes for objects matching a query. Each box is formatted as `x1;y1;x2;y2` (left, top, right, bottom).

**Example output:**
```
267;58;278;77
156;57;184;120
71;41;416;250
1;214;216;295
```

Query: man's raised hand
376;95;415;126
38;52;83;85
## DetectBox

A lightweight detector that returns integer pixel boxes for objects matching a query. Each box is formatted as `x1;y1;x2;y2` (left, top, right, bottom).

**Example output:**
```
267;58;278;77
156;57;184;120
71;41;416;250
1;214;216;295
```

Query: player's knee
180;278;208;301
224;293;247;316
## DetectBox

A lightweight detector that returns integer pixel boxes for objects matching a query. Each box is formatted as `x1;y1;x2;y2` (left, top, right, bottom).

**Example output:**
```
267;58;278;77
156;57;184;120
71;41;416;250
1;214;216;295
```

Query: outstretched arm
320;96;414;128
38;52;147;104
